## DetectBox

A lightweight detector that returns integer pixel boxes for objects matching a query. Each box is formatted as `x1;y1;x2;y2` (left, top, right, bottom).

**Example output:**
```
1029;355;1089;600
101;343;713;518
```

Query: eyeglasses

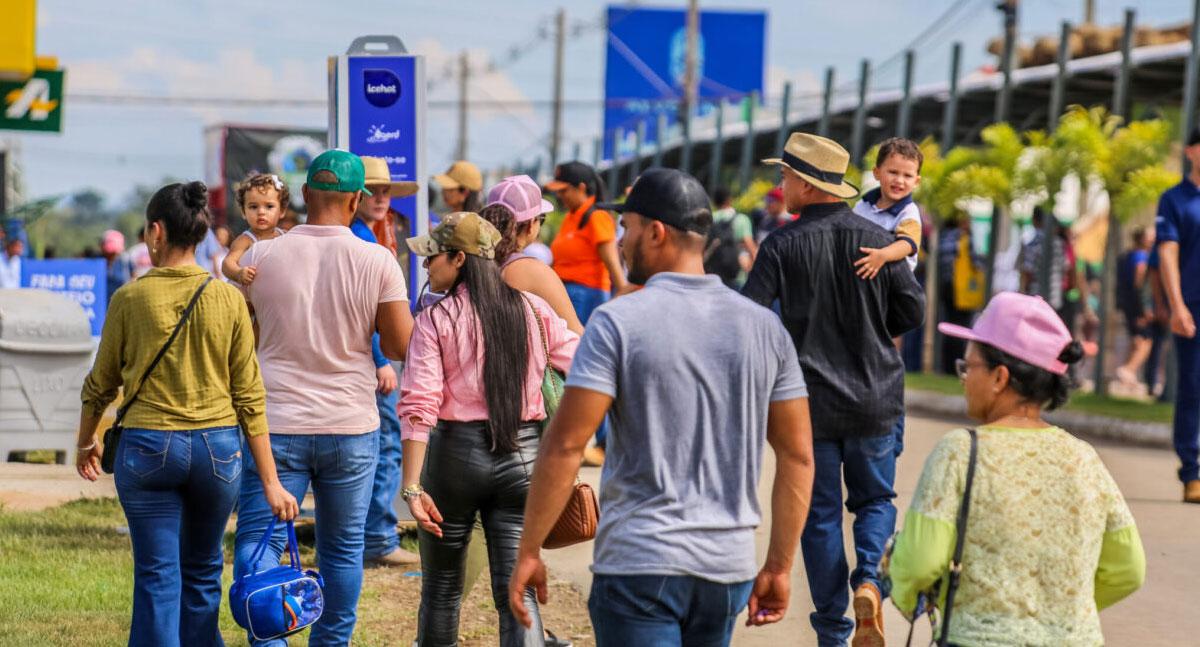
954;359;990;381
534;215;546;225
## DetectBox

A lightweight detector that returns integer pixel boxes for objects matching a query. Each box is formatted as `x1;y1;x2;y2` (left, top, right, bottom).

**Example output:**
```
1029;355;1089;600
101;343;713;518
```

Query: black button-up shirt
742;201;925;440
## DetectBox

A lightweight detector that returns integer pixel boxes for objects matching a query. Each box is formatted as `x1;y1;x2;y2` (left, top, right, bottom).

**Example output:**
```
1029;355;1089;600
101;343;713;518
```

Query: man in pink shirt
232;150;414;647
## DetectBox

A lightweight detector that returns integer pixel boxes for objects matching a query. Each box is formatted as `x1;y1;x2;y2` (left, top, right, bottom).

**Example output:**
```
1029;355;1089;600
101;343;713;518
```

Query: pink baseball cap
486;175;554;222
938;292;1073;375
101;230;125;255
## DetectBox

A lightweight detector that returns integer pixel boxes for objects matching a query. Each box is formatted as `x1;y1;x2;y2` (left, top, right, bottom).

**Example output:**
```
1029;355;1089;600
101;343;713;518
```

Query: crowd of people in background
61;117;1200;647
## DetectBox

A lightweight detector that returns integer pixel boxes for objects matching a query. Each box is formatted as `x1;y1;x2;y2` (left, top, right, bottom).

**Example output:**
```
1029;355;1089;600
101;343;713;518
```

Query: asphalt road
544;413;1200;647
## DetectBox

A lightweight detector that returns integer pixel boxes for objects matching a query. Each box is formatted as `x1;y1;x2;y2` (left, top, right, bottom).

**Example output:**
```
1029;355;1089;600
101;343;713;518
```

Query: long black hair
434;252;529;453
979;340;1086;410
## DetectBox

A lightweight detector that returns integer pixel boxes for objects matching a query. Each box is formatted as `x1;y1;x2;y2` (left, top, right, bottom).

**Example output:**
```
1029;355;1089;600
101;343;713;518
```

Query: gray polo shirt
566;272;808;583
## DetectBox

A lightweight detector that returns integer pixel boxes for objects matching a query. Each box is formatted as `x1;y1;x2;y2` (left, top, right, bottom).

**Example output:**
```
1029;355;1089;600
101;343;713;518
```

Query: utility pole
679;0;700;171
995;0;1019;124
456;50;469;161
1084;0;1095;24
549;9;565;169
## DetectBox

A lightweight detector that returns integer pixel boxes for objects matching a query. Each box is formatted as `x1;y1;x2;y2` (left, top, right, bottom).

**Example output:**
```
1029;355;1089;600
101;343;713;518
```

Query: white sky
7;0;1194;207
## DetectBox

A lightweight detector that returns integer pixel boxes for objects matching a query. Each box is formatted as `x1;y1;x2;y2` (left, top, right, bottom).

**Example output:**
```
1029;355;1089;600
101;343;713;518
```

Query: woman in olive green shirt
889;293;1144;647
75;181;297;647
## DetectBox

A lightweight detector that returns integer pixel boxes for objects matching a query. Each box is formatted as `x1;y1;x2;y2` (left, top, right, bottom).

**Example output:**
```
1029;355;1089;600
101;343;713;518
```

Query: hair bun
1058;340;1085;364
182;181;208;209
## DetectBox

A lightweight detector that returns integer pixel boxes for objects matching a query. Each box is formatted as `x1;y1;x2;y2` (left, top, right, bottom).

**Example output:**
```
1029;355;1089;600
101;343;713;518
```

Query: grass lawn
0;498;594;646
905;373;1175;424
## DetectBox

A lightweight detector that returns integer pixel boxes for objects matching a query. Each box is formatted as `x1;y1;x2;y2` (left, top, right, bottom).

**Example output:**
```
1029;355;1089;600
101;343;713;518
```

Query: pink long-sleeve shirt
399;287;580;442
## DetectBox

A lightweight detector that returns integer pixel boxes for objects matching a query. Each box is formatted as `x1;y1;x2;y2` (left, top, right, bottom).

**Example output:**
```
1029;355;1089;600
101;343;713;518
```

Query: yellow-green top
81;265;267;437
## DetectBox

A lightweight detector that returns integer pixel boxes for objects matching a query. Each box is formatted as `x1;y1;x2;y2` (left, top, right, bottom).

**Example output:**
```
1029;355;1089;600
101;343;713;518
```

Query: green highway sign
1;68;63;133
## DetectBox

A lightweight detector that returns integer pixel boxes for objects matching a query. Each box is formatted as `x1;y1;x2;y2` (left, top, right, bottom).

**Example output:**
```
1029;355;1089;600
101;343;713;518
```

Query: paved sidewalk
3;413;1194;646
0;462;115;511
543;413;1199;647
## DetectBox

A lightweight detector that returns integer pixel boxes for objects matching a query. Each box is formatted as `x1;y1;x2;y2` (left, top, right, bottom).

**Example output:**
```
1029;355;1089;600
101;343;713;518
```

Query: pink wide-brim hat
938;292;1073;375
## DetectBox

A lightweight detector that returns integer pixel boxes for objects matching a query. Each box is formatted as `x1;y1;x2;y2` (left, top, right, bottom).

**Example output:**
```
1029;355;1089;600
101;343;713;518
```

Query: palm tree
1033;106;1174;394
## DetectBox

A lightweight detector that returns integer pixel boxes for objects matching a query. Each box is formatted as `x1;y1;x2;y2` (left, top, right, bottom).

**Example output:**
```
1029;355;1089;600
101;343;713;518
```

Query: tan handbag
522;294;599;549
544;478;599;549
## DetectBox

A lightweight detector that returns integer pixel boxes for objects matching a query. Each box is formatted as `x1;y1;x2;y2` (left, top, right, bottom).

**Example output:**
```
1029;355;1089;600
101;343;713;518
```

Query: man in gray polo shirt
508;168;815;647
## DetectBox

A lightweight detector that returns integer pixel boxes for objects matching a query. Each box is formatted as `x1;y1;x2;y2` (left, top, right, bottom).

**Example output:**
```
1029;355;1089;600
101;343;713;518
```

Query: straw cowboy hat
360;156;420;198
763;133;861;200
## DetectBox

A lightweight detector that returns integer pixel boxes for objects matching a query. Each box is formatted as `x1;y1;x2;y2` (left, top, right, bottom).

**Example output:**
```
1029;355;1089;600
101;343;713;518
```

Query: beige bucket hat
432;160;483;192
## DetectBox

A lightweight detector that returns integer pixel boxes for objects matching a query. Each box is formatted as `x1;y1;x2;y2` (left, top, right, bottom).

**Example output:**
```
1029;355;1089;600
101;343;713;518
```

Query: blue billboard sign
21;259;107;336
603;6;767;160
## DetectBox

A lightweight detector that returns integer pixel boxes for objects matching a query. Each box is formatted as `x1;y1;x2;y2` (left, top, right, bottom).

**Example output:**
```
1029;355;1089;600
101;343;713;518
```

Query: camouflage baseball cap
406;212;502;260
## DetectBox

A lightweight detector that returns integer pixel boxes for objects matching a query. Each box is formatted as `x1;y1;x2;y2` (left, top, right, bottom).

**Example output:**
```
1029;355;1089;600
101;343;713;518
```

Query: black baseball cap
596;168;712;235
1188;126;1200;147
544;161;597;191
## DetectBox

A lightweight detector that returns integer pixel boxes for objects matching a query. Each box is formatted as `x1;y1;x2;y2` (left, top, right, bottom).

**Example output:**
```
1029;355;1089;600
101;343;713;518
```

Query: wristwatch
401;484;425;501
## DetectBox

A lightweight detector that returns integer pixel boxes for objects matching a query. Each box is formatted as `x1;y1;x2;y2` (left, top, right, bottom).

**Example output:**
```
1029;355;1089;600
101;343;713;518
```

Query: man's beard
624;241;648;286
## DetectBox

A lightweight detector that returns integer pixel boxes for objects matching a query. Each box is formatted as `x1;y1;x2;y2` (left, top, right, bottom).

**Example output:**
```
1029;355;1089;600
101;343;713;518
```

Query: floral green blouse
889;427;1145;647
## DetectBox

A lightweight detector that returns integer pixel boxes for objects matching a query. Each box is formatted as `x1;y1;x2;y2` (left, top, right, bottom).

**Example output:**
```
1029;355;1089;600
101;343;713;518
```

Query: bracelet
401;484;425;500
77;440;97;451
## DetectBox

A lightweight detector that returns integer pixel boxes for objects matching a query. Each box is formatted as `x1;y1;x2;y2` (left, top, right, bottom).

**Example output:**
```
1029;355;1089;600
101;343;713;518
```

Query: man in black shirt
743;132;924;647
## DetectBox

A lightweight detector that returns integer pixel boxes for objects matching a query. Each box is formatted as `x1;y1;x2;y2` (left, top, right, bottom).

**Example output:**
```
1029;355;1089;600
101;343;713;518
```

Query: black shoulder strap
577;204;597;230
114;276;213;424
938;428;979;647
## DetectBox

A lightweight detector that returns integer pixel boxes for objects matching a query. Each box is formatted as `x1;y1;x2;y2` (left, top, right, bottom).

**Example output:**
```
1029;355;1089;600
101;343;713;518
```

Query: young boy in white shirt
853;137;923;278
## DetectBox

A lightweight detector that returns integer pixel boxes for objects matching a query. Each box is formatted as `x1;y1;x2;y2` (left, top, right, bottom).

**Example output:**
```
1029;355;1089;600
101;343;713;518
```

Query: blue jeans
364;383;403;560
588;575;753;647
800;433;898;647
115;426;243;647
565;281;611;446
1174;323;1200;483
234;431;379;647
564;281;610;324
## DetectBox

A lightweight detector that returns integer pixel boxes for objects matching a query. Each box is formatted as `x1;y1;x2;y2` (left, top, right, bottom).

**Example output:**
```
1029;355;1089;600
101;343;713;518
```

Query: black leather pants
417;421;544;647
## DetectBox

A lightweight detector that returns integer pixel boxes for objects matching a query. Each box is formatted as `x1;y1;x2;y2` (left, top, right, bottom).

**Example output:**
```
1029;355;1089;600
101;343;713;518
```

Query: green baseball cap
306;149;372;196
406;212;502;260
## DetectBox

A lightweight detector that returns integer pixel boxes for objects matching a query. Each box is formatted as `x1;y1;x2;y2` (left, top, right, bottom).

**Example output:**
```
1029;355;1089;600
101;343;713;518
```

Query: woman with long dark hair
399;212;579;647
76;181;297;647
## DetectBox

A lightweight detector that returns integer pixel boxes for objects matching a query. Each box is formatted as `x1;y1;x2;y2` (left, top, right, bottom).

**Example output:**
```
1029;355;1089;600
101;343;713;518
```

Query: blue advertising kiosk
329;36;429;301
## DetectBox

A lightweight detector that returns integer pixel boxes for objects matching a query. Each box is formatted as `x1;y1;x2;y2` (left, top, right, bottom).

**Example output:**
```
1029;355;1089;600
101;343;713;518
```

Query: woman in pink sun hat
887;292;1144;647
479;175;584;336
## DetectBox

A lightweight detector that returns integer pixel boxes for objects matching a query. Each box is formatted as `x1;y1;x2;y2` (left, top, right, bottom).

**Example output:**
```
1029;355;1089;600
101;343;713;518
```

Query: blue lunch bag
230;517;325;641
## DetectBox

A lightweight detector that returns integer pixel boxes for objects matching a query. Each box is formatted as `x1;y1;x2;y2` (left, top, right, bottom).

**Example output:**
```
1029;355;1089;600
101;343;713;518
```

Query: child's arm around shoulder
855;208;922;280
222;233;257;284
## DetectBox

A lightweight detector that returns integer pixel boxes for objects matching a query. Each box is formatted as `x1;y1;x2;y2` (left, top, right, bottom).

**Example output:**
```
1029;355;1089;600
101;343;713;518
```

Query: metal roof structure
599;39;1196;191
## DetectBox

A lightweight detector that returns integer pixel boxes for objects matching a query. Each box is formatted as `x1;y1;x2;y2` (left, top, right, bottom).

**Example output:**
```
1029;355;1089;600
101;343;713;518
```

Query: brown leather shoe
364;547;421;568
1184;480;1200;504
852;582;885;647
582;446;605;467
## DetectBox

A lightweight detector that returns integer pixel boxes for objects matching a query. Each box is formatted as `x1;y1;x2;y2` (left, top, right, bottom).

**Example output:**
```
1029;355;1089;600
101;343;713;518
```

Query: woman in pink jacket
398;212;578;647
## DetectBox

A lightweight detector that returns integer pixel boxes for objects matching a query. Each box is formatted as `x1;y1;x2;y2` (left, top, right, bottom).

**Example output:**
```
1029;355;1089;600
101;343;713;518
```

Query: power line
65;92;607;109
